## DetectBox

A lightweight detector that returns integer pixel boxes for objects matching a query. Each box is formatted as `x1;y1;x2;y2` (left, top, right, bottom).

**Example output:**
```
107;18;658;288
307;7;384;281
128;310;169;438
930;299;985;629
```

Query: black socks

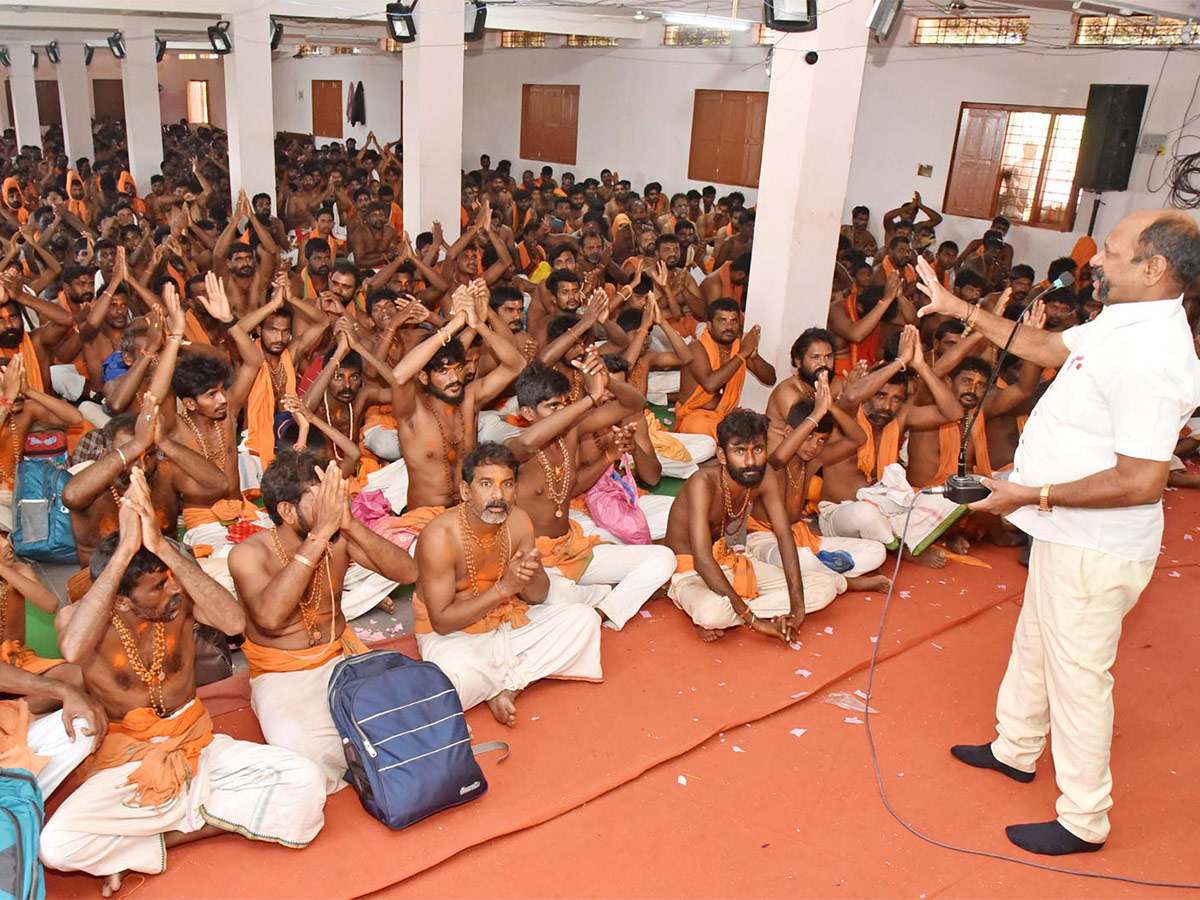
1007;820;1105;856
950;743;1035;783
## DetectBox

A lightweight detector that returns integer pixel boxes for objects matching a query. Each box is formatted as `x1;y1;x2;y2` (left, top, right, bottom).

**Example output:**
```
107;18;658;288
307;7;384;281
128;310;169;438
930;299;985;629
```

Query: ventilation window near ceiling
501;31;546;48
663;25;732;46
912;16;1029;45
1074;14;1199;46
186;79;210;125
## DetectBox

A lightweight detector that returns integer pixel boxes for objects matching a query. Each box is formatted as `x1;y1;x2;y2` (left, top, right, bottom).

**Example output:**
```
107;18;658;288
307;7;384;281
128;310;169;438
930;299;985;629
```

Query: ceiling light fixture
108;31;126;58
386;2;418;42
208;20;233;54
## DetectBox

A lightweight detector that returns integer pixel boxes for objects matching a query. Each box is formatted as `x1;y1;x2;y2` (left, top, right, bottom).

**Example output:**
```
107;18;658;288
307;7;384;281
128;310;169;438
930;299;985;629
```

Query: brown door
35;80;62;127
687;89;768;188
943;106;1009;219
312;80;343;139
92;79;125;123
520;84;580;165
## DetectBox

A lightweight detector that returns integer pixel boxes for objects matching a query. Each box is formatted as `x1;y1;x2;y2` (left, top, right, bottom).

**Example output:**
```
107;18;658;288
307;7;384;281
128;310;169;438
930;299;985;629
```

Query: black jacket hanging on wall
350;82;366;127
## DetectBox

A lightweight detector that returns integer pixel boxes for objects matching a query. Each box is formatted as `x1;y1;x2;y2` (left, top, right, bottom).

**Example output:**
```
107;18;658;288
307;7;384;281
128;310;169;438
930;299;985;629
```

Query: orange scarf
882;256;916;284
517;242;544;275
65;170;91;224
925;411;990;489
241;627;367;679
856;407;901;483
674;330;746;432
246;344;295;468
1;177;28;225
535;518;600;583
90;700;214;808
17;333;43;393
183;310;211;345
716;262;745;306
674;537;758;598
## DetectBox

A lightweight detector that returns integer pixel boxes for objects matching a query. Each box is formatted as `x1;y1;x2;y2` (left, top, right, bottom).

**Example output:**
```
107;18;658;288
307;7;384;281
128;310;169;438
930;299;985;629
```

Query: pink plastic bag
585;454;650;545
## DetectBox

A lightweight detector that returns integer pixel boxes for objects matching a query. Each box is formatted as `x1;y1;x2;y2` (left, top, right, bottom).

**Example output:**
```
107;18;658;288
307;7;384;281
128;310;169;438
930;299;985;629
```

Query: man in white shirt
913;210;1200;856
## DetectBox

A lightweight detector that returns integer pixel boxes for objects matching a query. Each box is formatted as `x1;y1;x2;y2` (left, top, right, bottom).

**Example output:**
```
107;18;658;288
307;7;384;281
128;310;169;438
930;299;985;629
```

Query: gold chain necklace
110;614;168;716
268;527;328;646
457;505;509;596
420;392;464;501
180;409;228;469
536;437;572;517
321;396;355;461
786;458;807;492
569;369;582;402
0;580;9;645
266;355;289;400
718;465;752;523
0;418;21;484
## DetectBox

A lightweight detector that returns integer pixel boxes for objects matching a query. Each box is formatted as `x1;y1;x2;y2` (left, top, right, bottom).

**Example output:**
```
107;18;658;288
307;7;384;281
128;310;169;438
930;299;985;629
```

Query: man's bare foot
945;533;971;555
378;597;396;614
847;573;891;592
904;546;947;569
101;873;124;898
486;690;518;726
695;624;725;642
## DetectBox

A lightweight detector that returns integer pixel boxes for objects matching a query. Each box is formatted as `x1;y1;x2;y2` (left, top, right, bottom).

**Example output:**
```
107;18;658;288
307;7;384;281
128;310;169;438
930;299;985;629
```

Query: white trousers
658;432;717;479
569;493;676;543
40;734;326;877
645;369;680;407
415;602;602;712
548;543;676;630
819;499;896;546
745;530;887;577
250;657;349;795
990;539;1155;844
27;715;96;798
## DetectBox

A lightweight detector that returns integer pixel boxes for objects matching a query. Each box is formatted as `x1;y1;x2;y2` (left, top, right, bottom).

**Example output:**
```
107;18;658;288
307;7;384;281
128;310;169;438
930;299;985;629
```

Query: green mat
25;605;62;660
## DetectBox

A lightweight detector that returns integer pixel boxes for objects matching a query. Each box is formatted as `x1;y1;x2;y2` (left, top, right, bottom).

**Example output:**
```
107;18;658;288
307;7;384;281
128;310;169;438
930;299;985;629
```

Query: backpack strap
471;740;510;763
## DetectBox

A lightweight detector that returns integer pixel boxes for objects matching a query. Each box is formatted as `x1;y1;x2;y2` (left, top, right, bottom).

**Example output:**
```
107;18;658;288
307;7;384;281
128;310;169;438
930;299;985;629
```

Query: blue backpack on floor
328;650;509;830
11;431;75;565
0;768;45;900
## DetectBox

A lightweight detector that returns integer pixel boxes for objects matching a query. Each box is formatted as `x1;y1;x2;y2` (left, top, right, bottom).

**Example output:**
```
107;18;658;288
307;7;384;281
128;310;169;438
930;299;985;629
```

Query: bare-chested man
214;190;278;316
42;470;326;895
414;443;601;726
227;451;418;793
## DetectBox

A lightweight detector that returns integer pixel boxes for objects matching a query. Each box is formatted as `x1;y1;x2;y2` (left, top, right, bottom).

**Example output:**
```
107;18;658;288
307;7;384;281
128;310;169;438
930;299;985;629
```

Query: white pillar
57;42;95;163
7;41;41;150
0;83;11;132
741;0;874;410
403;0;464;232
221;7;275;203
120;21;163;191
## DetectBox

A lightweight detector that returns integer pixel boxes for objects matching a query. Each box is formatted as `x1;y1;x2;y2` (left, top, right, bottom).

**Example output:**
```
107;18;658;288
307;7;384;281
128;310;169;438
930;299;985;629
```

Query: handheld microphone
941;271;1075;504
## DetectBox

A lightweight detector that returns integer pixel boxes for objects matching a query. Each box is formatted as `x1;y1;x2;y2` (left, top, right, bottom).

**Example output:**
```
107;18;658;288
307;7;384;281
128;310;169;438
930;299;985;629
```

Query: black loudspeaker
1076;83;1148;193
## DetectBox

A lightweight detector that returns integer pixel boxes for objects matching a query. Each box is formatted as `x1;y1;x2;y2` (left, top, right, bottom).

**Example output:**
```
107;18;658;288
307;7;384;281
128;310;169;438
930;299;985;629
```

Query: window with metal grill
912;16;1028;45
663;25;731;46
1074;14;1199;45
565;34;619;47
500;31;546;48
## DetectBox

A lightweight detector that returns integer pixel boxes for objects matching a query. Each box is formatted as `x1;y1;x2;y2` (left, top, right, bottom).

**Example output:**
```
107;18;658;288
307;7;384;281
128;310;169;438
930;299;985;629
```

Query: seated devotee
505;357;676;630
227;451;417;793
664;409;808;642
841;205;879;258
699;253;749;308
827;271;911;376
413;443;602;727
42;470;327;894
957;215;1015;272
675;299;776;439
881;190;943;241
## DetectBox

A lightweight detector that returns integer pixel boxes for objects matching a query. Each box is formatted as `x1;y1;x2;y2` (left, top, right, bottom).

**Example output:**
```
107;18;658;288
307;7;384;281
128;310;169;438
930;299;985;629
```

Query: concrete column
0;82;11;132
221;7;275;203
7;41;41;150
57;42;95;163
402;0;464;232
120;21;164;191
741;0;873;410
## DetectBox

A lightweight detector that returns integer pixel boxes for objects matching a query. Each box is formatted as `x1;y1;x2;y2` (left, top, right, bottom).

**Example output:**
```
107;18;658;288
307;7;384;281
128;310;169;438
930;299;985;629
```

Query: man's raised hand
915;256;964;320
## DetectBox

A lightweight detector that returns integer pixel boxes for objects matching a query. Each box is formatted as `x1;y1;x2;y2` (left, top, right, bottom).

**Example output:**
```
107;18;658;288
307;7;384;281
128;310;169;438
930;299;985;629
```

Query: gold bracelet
293;553;317;568
1038;483;1053;513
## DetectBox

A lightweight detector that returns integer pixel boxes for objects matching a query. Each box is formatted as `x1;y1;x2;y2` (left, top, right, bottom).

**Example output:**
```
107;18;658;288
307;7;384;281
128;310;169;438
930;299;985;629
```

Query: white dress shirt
1008;296;1200;561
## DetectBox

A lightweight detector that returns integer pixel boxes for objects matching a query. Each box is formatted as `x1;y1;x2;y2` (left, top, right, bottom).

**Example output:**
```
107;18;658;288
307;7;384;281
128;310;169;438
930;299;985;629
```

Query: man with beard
414;443;601;727
766;327;840;434
48;264;96;375
918;212;1200;856
250;191;290;251
293;238;333;301
1008;264;1035;310
527;269;583;344
1040;287;1077;333
350;203;397;270
676;299;775;440
0;276;75;395
214;191;278;317
664;409;807;642
699;252;750;308
43;470;327;895
79;252;133;393
505;357;676;630
415;444;600;724
873;234;918;298
712;210;754;270
228;451;418;792
439;200;513;301
652;233;703;319
816;326;964;568
827;272;907;375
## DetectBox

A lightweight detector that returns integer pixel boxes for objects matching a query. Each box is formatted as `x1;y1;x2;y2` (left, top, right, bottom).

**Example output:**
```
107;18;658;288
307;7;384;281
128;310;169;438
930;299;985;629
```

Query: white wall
845;7;1200;270
462;32;769;198
272;53;403;146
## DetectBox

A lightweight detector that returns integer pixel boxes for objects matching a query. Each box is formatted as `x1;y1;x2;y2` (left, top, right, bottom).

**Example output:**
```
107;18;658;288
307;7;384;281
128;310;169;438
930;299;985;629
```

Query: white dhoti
645;369;680;407
39;734;326;877
27;715;96;798
547;543;676;630
237;431;264;493
668;555;822;630
49;364;85;402
989;539;1154;844
415;603;602;712
820;463;964;554
249;658;349;795
658;432;717;479
743;531;886;613
569;493;675;543
477;409;524;445
362;458;410;513
183;511;275;560
339;564;399;620
362;424;401;462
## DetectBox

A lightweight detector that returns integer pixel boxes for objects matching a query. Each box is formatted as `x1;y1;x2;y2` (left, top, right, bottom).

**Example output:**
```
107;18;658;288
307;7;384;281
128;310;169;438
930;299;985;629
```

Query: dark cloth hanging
346;81;356;122
350;82;366;127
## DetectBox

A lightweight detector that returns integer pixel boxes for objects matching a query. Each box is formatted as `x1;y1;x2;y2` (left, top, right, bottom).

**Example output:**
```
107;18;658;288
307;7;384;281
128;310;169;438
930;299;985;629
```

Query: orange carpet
44;490;1200;898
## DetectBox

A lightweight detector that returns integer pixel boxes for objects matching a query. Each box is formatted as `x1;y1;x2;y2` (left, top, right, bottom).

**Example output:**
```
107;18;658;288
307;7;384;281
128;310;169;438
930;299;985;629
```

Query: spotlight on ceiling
83;44;94;66
270;18;285;50
45;41;60;64
208;20;233;54
155;36;167;61
763;0;818;32
108;31;126;59
0;48;10;68
386;2;418;42
465;0;487;42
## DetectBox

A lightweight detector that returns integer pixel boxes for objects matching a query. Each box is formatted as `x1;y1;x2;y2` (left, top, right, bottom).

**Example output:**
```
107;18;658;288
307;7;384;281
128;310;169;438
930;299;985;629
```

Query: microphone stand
938;273;1074;504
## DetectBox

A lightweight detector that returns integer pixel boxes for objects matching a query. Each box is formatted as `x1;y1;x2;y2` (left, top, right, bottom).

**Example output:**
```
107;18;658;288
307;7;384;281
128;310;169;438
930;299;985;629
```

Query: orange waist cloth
0;699;49;778
246;345;295;469
0;640;64;675
675;330;745;434
181;497;261;531
535;518;600;583
90;700;214;808
674;539;758;599
747;514;822;554
645;409;691;462
856;409;901;483
241;627;368;679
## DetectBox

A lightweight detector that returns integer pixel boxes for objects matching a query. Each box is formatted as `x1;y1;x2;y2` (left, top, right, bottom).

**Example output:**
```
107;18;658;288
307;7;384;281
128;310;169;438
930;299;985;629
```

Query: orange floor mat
383;564;1200;899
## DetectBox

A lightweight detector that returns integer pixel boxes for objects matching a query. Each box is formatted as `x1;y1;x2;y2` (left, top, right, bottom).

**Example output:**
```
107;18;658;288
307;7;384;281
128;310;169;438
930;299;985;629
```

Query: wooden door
943;105;1009;219
312;80;343;139
35;80;61;127
520;84;579;165
93;79;125;123
687;89;768;188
